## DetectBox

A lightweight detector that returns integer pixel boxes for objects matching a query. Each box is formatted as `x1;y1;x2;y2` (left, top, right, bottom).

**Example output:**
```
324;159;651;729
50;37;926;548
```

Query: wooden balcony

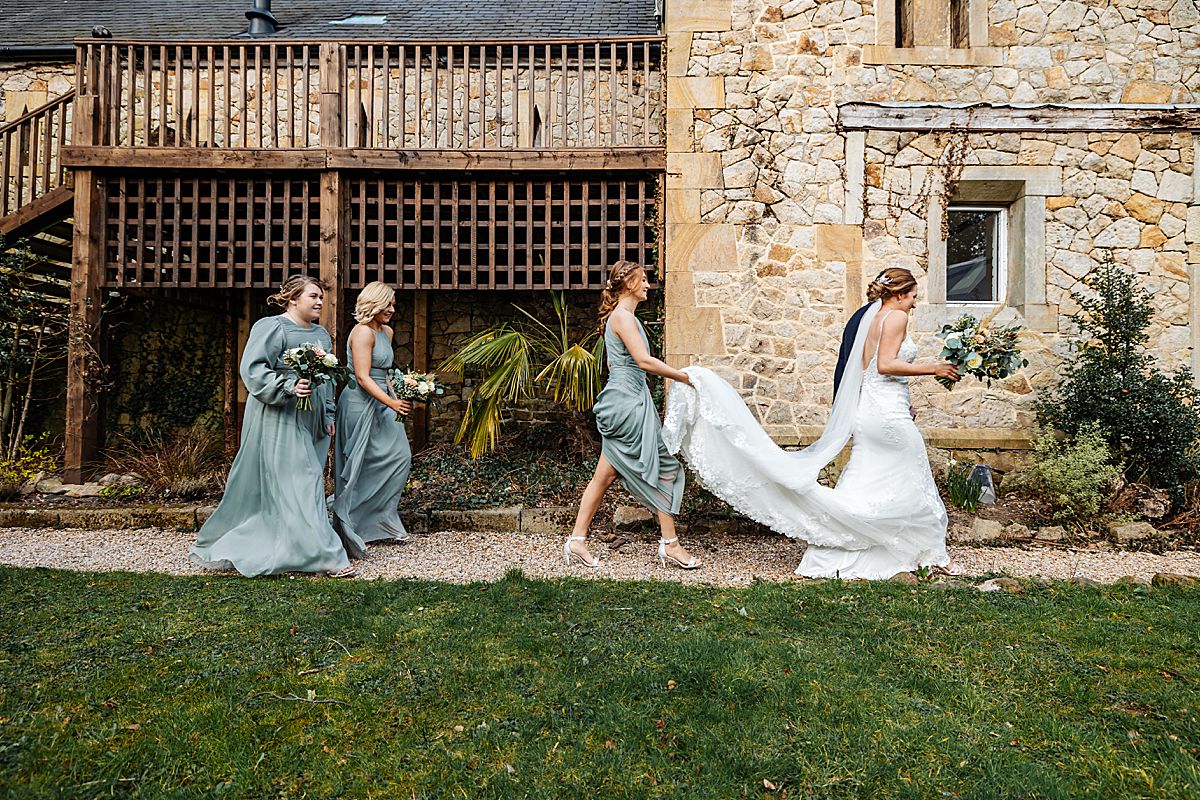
67;38;665;171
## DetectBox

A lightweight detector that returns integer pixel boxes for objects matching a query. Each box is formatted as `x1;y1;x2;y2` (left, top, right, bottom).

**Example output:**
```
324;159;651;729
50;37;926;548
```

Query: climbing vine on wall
105;297;227;440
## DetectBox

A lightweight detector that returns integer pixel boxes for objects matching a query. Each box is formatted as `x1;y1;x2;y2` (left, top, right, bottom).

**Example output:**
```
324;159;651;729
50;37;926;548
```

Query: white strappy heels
658;537;700;570
563;536;601;569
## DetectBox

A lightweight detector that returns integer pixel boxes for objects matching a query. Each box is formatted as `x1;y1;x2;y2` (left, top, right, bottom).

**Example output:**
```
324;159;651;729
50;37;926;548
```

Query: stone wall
0;60;74;121
663;0;1200;448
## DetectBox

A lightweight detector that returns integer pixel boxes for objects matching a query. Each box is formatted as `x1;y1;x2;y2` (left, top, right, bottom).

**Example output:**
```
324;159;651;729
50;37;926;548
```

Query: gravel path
1;526;1198;585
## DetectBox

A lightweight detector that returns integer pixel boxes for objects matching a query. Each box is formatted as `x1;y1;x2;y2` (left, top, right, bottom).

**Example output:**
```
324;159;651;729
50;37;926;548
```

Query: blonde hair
598;260;645;329
354;281;396;324
267;274;327;308
866;268;918;303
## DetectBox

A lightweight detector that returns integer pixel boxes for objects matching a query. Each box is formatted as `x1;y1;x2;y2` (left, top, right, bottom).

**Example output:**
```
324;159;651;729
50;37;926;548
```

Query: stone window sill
862;45;1005;67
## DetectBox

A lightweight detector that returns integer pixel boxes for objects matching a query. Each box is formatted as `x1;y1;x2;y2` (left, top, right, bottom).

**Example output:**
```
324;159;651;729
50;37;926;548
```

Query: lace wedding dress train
662;303;949;580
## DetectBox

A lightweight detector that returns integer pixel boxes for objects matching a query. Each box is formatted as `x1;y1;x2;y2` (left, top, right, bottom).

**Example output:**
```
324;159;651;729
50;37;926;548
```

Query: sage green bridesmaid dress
332;328;412;557
593;317;685;516
189;315;351;577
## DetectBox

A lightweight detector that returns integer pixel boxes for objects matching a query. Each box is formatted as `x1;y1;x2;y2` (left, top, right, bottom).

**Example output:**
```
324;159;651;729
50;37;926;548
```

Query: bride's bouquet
387;368;446;420
281;342;349;411
934;314;1027;390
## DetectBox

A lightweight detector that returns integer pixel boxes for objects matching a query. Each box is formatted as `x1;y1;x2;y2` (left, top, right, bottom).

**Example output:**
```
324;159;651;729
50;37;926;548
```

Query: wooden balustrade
0;92;74;218
75;37;664;151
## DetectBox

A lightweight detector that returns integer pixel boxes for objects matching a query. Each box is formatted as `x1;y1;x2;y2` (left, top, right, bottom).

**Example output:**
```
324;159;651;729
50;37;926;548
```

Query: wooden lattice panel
104;174;320;288
344;173;657;290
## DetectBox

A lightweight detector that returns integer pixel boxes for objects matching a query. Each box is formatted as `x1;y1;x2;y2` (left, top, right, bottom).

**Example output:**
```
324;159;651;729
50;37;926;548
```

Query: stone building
661;0;1200;452
3;0;1198;475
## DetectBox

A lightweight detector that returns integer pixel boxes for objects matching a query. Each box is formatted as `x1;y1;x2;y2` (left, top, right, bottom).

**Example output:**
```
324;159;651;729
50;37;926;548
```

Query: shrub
106;424;225;500
1038;258;1200;504
0;434;59;499
945;460;983;513
1005;423;1121;524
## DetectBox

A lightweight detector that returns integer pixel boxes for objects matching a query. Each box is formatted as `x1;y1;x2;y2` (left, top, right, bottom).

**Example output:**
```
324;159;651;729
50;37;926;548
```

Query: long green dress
332;328;412;556
593;317;685;516
189;315;351;577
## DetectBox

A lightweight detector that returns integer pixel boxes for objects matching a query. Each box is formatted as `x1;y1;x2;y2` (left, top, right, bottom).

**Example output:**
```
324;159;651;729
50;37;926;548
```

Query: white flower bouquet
281;342;349;411
386;368;447;420
934;313;1027;391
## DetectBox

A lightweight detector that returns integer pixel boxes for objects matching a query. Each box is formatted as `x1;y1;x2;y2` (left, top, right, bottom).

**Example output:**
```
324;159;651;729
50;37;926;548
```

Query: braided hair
597;260;645;329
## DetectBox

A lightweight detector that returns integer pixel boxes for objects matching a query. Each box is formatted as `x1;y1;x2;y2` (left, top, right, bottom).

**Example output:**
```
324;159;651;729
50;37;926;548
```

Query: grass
1;568;1198;799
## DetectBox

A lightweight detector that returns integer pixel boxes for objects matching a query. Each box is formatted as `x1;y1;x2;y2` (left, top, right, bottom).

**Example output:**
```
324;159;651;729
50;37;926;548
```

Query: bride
662;268;961;579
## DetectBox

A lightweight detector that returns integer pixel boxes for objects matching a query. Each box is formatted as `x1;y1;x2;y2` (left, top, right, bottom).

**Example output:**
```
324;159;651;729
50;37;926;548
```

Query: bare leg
567;454;619;564
656;511;694;565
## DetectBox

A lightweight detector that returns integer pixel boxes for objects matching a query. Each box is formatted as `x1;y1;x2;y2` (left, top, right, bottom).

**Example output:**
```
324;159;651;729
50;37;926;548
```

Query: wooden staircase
0;91;75;302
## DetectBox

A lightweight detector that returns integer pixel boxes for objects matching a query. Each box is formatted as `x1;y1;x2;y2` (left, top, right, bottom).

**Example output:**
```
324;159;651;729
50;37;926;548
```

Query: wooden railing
75;38;664;151
1;92;74;217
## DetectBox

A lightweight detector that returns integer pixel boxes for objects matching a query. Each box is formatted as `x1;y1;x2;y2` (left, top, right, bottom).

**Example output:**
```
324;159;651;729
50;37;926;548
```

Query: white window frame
945;204;1008;305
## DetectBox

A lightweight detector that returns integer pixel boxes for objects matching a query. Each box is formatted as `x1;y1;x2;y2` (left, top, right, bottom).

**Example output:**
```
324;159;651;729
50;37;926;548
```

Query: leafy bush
1005;423;1121;523
0;434;59;499
106;424;225;500
945;460;983;513
98;483;145;501
1038;259;1200;503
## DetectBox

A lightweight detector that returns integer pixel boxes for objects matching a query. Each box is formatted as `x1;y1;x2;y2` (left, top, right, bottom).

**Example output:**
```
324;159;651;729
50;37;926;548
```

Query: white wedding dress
662;302;949;579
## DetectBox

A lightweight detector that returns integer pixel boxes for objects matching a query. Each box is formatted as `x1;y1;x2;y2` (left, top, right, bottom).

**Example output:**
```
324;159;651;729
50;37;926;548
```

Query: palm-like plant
440;293;605;458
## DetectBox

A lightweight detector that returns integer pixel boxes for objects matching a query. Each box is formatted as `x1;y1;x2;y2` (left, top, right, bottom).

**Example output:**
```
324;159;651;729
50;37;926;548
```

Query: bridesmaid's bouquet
281;342;349;411
934;314;1027;390
386;368;446;420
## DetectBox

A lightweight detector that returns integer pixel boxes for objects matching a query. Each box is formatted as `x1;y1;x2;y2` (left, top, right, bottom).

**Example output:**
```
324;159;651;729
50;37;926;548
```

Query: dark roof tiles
1;1;658;52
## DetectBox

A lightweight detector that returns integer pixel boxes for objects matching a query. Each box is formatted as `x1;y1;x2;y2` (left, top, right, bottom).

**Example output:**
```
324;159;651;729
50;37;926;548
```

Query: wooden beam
839;102;1200;132
62;146;327;170
63;168;104;483
329;147;666;171
318;171;344;350
412;289;429;450
0;185;73;237
62;145;667;171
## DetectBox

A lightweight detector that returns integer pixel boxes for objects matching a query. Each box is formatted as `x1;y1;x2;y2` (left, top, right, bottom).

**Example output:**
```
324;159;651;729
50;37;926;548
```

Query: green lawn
1;567;1197;799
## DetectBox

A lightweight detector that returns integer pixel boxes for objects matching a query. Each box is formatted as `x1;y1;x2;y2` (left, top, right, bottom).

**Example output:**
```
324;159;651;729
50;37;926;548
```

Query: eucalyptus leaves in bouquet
934;314;1027;390
281;342;349;411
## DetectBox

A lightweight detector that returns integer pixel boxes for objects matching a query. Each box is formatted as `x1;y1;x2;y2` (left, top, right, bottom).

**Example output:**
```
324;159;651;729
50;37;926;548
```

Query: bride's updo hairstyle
866;267;917;302
268;274;329;308
598;260;645;327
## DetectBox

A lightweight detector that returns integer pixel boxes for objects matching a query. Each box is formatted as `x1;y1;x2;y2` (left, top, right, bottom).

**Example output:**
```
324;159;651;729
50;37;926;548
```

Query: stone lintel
861;45;1005;67
666;152;723;190
780;426;1034;449
667;76;726;110
665;223;738;272
841;102;1200;132
665;0;733;33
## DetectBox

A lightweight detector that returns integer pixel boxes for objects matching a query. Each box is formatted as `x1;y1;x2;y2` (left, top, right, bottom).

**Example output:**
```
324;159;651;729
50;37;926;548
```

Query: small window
950;0;970;48
946;206;1006;302
895;0;914;48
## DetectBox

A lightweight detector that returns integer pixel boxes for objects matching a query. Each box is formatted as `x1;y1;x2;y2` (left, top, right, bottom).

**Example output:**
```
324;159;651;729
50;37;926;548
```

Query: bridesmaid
332;281;413;556
190;275;355;578
565;260;699;570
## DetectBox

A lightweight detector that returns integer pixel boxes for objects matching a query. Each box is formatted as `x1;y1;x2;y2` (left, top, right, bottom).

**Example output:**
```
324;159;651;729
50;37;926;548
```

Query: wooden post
412;289;429;450
318;43;345;347
64;94;102;482
319;171;344;345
